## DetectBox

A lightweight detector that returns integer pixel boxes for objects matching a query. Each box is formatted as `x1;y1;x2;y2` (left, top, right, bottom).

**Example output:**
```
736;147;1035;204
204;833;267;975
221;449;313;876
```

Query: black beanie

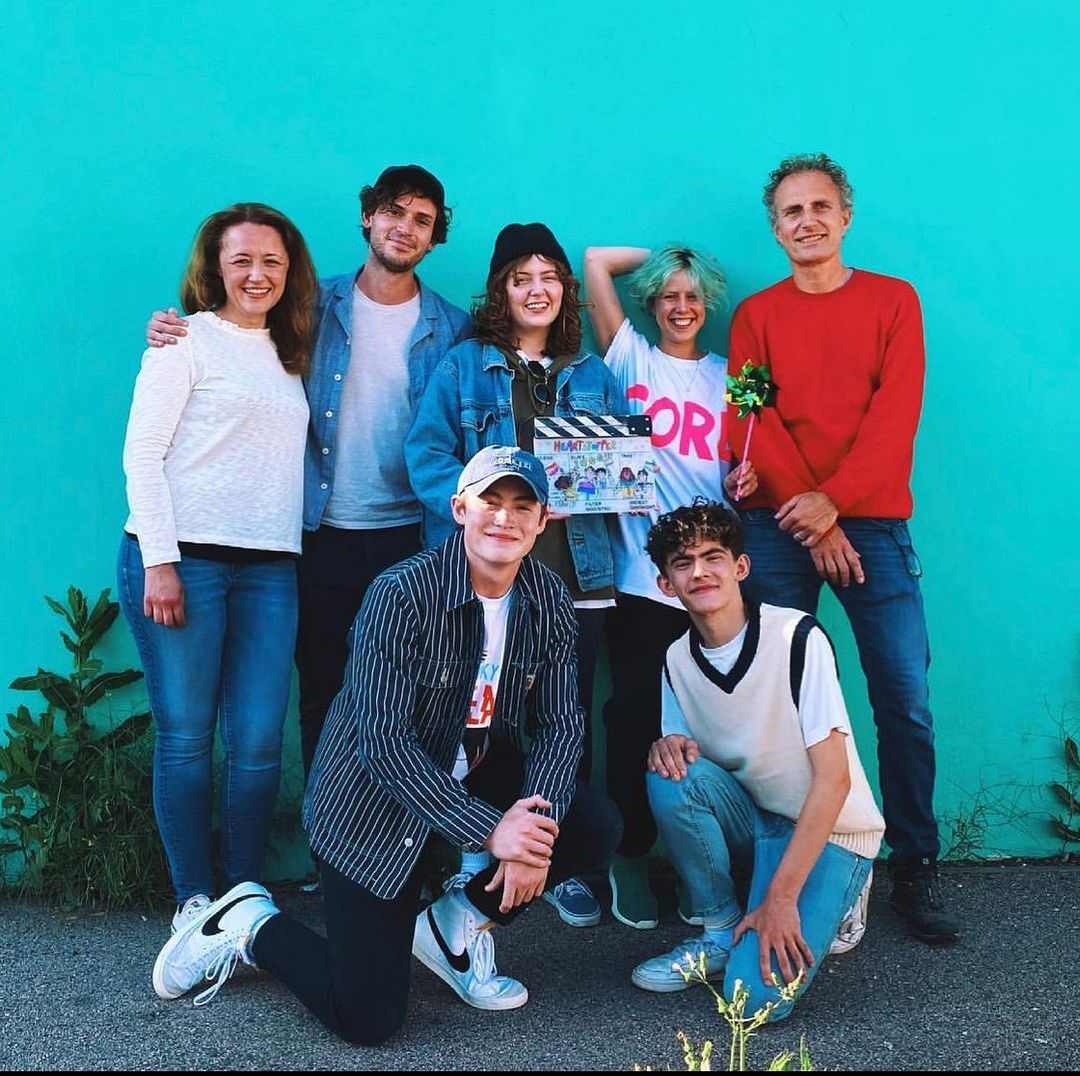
488;222;570;283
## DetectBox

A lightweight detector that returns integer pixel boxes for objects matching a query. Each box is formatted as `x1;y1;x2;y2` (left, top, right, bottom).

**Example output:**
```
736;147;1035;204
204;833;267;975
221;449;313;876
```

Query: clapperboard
532;414;658;515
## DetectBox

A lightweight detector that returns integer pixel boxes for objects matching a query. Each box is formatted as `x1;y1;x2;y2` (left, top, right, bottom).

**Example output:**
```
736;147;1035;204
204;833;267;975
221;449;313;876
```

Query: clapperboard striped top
533;414;652;439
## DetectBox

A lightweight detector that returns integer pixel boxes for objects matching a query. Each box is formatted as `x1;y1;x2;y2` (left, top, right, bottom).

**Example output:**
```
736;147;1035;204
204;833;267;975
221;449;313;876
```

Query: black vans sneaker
890;859;960;944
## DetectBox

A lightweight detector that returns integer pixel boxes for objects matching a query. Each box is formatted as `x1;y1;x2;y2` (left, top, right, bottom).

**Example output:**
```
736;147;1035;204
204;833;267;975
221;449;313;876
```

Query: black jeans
602;592;689;857
251;742;621;1044
573;606;607;783
295;523;422;776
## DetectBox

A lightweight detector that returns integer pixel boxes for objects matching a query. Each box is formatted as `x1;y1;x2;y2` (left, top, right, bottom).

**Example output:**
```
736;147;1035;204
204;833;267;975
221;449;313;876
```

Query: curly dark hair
471;255;583;357
762;153;854;228
645;497;745;574
179;202;317;376
359;167;452;245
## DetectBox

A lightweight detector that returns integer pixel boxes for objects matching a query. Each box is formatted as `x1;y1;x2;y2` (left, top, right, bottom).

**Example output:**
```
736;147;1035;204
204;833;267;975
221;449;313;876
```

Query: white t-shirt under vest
663;603;884;859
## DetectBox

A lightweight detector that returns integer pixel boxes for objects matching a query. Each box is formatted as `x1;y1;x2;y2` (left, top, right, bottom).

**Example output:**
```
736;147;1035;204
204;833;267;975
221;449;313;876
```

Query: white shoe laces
443;871;475;893
172;895;212;933
192;933;251;1007
464;916;500;994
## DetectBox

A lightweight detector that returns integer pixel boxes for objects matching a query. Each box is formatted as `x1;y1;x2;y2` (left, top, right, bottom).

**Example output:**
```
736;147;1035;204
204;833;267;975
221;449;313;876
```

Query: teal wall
3;1;1078;869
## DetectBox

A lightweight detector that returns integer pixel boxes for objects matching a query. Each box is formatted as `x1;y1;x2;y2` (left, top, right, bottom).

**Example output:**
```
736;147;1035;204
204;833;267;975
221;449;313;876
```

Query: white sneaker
631;935;730;993
829;867;873;955
153;881;278;1005
171;894;212;934
412;896;528;1010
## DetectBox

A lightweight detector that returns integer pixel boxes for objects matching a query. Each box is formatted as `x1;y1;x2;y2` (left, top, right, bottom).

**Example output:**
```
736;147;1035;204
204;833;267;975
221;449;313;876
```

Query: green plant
1048;710;1080;854
0;586;169;907
939;778;1034;862
635;953;812;1072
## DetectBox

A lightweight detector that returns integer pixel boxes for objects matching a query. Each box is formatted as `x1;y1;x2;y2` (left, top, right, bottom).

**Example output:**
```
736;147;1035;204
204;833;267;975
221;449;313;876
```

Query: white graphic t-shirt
604;319;733;606
453;590;512;779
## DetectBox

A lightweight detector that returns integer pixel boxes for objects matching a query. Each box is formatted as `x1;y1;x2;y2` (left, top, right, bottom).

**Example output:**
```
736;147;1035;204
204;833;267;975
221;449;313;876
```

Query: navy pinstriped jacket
302;528;582;899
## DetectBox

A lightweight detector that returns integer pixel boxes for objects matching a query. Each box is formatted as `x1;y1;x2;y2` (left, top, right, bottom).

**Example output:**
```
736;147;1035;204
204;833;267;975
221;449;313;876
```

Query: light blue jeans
649;758;872;1020
117;535;297;902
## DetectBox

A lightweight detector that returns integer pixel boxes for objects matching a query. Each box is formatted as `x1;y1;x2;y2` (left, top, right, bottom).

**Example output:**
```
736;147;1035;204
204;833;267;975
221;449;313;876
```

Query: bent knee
335;1005;405;1046
647;757;729;807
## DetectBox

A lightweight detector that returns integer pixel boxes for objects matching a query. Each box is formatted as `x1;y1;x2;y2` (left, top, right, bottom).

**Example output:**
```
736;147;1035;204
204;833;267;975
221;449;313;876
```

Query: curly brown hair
359;166;451;245
645;498;745;574
471;255;583;358
179;203;317;376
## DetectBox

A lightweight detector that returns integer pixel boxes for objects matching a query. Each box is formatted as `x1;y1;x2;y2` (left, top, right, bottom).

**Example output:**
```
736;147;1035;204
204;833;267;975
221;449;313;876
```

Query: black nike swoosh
200;894;260;936
426;907;470;973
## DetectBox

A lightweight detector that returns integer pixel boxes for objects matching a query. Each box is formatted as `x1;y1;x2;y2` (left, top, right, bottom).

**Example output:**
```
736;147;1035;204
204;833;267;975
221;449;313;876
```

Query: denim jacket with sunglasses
405;339;623;591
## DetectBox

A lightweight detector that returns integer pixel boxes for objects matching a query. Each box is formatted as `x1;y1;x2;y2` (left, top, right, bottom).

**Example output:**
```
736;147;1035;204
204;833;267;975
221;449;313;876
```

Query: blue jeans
739;511;938;864
117;535;298;902
649;760;871;1020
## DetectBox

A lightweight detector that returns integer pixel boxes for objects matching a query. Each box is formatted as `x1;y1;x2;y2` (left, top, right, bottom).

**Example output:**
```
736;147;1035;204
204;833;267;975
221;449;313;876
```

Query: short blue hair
628;245;727;313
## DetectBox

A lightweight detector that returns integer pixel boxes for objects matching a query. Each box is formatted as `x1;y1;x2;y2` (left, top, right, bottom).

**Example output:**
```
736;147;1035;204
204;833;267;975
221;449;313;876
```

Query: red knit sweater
727;269;925;518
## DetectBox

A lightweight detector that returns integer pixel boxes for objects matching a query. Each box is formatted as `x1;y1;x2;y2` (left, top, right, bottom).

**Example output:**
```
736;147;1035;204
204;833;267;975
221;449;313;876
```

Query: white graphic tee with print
604;319;733;607
452;590;512;780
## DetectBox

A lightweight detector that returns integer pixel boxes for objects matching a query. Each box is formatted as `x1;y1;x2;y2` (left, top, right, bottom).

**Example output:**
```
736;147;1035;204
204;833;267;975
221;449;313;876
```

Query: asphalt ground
1;860;1078;1072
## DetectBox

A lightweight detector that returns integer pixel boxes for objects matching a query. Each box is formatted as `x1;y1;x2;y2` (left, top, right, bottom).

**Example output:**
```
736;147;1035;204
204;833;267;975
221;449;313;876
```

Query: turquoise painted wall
3;1;1078;871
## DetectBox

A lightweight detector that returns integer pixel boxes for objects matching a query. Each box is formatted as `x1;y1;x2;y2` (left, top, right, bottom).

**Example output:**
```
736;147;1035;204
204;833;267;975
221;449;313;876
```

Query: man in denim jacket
297;165;470;774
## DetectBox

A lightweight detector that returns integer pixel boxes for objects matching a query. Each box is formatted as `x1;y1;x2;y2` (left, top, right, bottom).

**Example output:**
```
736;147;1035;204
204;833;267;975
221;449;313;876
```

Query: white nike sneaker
153;881;278;1005
171;894;212;934
829;867;873;955
412;895;528;1011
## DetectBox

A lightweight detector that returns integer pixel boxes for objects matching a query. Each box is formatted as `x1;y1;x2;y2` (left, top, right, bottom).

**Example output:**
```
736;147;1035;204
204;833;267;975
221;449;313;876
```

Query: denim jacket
302;271;471;530
404;338;623;592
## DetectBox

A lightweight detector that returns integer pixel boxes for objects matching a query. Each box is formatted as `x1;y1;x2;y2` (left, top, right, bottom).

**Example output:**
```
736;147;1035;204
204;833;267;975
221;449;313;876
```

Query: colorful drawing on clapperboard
533;415;657;515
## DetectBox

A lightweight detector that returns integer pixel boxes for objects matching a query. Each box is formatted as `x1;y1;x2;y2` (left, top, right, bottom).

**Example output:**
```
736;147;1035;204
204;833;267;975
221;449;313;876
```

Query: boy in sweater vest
630;500;884;1020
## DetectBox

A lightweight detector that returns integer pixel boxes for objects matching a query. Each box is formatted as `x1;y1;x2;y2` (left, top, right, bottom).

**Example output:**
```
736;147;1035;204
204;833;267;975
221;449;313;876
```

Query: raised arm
582;246;650;354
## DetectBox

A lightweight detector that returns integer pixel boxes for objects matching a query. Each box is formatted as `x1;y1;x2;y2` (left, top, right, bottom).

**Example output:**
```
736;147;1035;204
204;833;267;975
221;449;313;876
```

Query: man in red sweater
728;153;959;945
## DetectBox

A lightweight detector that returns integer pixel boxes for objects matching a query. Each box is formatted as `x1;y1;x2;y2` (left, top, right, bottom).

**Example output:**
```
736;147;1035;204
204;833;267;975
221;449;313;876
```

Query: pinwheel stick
724;361;777;498
741;412;757;474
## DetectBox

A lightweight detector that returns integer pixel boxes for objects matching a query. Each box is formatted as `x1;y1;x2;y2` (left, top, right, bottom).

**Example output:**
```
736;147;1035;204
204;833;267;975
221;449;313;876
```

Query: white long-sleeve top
122;311;309;568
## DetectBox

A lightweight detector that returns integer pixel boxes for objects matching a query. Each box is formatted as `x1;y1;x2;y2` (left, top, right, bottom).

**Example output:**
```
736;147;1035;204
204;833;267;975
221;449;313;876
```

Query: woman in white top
118;203;316;936
582;245;756;929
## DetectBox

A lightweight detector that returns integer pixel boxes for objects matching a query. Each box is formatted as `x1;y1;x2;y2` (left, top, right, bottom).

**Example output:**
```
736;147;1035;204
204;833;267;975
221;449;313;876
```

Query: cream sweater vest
665;603;884;859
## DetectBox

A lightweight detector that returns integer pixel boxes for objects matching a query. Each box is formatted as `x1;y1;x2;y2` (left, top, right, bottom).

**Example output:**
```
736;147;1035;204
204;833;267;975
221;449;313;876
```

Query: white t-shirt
661;623;851;749
453;590;512;780
604;319;732;606
323;287;421;528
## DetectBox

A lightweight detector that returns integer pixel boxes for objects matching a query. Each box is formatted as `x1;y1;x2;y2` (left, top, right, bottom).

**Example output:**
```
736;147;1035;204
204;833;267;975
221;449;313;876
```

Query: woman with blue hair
583;244;755;929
